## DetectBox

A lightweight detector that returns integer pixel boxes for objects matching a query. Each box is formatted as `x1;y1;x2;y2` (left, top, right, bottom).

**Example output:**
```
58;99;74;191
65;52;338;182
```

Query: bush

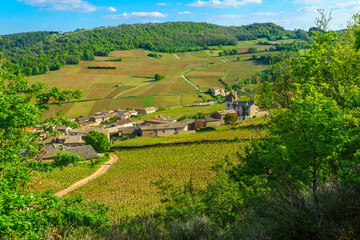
84;131;111;153
196;126;216;132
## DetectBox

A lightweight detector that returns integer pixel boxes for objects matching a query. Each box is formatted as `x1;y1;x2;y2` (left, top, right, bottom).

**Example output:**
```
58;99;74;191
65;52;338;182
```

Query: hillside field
29;39;293;118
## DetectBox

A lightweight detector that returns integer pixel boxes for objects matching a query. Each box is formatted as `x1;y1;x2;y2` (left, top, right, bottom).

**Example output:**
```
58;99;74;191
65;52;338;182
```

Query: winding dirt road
55;153;119;198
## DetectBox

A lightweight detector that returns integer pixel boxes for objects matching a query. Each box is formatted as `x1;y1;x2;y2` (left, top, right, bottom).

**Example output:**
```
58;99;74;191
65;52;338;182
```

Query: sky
0;0;359;35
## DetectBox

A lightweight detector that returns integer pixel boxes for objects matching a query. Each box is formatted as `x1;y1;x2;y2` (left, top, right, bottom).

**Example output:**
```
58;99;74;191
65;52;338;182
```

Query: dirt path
55;153;119;198
181;75;201;92
113;82;151;98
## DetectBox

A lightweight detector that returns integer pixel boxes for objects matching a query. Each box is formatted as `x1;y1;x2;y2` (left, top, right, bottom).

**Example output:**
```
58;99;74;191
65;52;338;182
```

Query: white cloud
105;7;117;13
293;0;323;4
252;11;278;16
157;3;167;6
188;0;262;8
178;11;192;14
103;12;168;20
330;1;360;9
273;19;290;25
218;14;245;18
18;0;97;12
297;5;319;12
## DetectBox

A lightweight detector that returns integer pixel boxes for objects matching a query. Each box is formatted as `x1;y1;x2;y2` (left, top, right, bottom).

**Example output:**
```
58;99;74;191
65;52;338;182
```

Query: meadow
29;39;283;118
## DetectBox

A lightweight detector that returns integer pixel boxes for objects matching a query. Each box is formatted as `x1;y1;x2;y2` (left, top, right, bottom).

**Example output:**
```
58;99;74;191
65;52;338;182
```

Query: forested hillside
0;22;299;76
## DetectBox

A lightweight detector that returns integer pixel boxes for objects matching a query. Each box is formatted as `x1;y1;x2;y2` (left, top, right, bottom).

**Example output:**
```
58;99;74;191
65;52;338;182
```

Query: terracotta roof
81;121;97;126
56;126;70;131
116;119;133;125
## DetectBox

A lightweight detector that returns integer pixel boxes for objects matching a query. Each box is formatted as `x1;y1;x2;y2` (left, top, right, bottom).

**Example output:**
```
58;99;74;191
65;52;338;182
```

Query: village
35;90;268;161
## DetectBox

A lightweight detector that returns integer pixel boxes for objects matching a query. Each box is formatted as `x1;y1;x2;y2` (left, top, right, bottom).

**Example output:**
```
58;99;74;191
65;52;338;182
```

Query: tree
0;64;108;239
224;113;237;125
248;47;257;53
84;131;111;153
231;11;360;193
154;73;165;81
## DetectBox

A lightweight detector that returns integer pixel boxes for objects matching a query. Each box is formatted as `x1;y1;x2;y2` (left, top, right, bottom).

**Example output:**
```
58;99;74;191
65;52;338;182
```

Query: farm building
211;87;226;96
134;107;158;115
90;114;113;125
42;145;98;160
68;126;110;140
76;116;90;125
55;126;72;134
111;119;134;128
225;90;268;119
194;114;222;130
144;115;177;125
41;135;85;147
140;122;188;137
213;110;239;124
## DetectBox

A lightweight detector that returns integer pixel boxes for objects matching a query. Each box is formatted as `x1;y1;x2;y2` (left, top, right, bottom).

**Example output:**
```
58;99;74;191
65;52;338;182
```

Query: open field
29;41;276;118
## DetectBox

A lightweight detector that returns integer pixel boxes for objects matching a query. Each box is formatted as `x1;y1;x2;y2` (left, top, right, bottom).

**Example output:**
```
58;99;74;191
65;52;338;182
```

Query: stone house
225;90;264;119
213;110;239;124
55;126;72;134
68;126;110;140
134;107;158;115
211;87;226;96
112;119;134;128
90;114;113;125
194;114;222;130
140;122;188;137
42;145;98;160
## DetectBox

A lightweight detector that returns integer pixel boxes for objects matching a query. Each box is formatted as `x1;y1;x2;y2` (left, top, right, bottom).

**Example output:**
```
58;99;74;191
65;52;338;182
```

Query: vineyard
112;123;267;148
69;141;247;220
27;37;289;118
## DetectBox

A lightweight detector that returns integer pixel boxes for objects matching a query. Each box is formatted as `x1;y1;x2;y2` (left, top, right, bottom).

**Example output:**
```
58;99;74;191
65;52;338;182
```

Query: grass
31;157;109;193
141;103;225;119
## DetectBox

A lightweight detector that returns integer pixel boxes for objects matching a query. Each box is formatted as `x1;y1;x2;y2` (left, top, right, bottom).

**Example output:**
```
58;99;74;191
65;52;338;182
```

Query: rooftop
140;122;187;131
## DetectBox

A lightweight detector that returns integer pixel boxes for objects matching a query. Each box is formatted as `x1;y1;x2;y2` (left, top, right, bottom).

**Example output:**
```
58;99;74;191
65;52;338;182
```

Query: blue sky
0;0;358;35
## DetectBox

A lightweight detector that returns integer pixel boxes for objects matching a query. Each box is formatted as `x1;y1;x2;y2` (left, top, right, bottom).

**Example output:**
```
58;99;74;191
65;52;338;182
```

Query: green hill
0;22;298;76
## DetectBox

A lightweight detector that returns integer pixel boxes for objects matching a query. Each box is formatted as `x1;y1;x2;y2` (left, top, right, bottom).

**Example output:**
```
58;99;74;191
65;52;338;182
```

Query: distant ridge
0;22;299;76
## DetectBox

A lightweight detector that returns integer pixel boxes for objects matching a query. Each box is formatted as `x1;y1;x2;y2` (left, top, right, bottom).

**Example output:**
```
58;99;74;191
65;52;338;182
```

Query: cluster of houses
36;91;268;160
